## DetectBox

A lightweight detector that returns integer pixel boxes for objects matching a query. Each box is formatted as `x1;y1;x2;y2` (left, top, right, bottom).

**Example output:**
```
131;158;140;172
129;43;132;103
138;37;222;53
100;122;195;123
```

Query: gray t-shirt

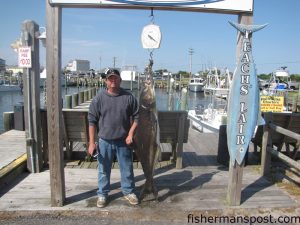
88;88;139;140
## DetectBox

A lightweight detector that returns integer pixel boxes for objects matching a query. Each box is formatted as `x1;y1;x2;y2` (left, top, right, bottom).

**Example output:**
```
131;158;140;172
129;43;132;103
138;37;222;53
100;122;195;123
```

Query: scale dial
141;24;162;49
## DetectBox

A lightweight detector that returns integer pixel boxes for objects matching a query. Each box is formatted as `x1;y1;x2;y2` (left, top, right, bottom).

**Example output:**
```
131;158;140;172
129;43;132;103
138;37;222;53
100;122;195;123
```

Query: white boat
40;69;65;87
188;103;227;133
188;77;206;92
260;68;292;112
263;67;292;95
0;84;21;92
120;69;139;90
0;78;21;92
204;68;231;99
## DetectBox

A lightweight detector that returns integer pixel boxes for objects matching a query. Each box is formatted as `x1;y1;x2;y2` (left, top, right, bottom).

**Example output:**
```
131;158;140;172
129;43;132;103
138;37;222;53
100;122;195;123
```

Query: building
65;59;90;74
0;58;6;73
6;66;23;75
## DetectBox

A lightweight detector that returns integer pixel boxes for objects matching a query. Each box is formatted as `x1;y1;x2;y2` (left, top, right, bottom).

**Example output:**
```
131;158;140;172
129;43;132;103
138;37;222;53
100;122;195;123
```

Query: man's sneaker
124;193;139;205
97;196;107;208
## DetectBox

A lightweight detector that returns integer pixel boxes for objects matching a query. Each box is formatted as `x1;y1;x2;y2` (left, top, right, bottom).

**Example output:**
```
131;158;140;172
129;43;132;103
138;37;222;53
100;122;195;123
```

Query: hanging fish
134;59;161;201
227;21;267;165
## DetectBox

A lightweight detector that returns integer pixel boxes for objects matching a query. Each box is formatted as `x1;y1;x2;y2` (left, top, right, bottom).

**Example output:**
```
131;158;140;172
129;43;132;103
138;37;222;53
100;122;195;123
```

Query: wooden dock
0;128;299;222
0;130;26;189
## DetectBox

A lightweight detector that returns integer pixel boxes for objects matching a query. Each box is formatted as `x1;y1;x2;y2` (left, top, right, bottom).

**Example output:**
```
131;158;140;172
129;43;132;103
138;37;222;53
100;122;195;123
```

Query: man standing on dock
88;68;139;208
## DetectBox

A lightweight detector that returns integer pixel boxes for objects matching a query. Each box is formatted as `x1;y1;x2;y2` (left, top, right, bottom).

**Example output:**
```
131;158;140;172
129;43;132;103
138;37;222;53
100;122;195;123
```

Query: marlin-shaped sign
227;21;267;165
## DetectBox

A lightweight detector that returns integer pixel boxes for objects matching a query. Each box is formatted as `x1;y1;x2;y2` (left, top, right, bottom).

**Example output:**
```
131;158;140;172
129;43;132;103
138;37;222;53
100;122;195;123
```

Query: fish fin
257;106;265;126
154;113;161;146
257;114;265;126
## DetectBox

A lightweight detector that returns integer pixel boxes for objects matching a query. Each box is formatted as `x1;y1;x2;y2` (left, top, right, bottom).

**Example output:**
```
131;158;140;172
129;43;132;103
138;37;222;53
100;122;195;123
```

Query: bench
158;110;190;169
252;112;300;158
62;109;89;159
62;109;190;168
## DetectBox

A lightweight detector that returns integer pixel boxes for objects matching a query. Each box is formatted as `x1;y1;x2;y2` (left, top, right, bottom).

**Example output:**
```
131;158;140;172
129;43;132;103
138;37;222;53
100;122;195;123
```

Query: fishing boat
0;79;21;92
120;66;140;90
0;83;21;92
188;77;206;92
262;67;297;94
260;68;294;112
203;68;231;99
188;102;227;133
40;69;66;87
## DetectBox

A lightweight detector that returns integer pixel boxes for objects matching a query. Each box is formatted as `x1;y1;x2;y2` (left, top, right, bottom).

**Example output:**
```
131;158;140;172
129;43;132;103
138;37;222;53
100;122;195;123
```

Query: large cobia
227;21;267;165
134;65;160;201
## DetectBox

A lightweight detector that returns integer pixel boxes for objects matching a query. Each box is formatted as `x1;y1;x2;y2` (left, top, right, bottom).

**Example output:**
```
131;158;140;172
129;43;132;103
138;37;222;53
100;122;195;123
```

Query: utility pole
113;57;117;68
99;56;101;72
188;48;194;77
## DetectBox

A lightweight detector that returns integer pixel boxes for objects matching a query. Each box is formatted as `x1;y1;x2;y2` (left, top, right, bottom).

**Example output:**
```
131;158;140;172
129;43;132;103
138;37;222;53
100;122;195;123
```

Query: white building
65;59;90;73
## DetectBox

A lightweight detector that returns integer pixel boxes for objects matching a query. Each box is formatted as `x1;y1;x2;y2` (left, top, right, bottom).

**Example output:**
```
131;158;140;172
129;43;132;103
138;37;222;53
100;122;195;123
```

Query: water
0;87;226;133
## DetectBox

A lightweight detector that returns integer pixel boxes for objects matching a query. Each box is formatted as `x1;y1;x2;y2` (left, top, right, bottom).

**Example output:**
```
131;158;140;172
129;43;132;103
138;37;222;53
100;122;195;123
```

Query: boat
203;68;231;99
0;79;21;92
262;67;295;94
120;67;140;90
260;68;293;112
188;77;206;92
0;84;21;92
188;102;227;133
40;69;66;87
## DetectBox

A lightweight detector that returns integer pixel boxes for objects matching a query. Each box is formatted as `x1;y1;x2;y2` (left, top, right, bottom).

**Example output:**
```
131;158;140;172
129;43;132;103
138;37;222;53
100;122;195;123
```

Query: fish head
139;79;156;108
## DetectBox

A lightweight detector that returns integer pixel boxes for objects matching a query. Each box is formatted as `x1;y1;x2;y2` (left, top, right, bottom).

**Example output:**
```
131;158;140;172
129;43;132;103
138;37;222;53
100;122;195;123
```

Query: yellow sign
260;96;284;112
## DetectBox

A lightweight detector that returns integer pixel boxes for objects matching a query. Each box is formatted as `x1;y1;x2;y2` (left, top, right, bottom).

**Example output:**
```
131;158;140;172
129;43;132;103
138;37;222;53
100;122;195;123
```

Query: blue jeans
97;138;135;198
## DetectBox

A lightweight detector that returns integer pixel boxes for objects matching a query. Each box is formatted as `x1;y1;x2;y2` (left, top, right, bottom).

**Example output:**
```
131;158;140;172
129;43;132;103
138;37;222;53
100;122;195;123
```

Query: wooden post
21;20;43;173
88;89;92;100
180;87;188;110
84;90;88;102
226;13;253;206
176;112;185;169
261;112;272;176
40;109;48;167
227;160;244;206
79;91;84;104
65;95;72;109
46;1;65;207
72;93;78;108
3;112;14;132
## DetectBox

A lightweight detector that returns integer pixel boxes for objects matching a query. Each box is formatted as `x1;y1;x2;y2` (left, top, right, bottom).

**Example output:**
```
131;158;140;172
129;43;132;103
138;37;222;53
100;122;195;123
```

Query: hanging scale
141;8;162;77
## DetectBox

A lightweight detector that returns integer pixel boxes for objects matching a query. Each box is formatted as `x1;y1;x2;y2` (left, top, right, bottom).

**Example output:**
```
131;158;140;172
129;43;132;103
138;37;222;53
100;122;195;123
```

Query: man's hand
125;134;133;145
88;142;97;156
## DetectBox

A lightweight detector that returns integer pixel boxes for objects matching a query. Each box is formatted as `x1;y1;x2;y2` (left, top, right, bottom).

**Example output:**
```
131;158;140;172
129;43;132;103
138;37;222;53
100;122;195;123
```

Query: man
88;69;139;208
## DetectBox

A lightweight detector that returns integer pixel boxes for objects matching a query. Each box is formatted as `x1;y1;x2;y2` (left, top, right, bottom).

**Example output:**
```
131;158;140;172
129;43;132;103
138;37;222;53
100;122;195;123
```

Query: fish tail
140;179;158;201
228;21;268;34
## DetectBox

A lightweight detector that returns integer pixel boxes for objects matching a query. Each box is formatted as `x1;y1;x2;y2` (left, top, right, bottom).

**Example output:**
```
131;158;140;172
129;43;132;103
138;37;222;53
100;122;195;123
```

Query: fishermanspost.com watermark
187;213;300;224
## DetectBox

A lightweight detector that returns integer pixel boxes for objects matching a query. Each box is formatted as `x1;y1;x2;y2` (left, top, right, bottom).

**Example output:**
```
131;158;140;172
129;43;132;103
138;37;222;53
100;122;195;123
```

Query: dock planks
0;130;26;170
0;128;299;218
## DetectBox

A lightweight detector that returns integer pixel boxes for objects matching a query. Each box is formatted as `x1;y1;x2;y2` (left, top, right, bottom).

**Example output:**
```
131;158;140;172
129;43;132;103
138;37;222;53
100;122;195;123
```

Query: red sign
18;47;32;68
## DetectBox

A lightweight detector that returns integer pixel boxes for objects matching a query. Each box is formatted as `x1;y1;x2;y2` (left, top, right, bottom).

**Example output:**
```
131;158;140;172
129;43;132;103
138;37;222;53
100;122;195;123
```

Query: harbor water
0;87;226;133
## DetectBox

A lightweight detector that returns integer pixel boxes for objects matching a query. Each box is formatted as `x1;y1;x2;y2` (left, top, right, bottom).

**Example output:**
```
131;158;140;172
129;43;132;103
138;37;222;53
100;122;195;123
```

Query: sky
0;0;300;75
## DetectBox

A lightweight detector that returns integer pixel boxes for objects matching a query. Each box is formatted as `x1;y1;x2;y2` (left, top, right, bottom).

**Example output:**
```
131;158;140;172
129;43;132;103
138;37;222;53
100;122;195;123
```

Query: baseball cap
106;69;120;78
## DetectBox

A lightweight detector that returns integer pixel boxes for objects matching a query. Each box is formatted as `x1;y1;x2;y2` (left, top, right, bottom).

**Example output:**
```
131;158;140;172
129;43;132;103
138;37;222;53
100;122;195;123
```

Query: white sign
49;0;253;13
18;47;32;68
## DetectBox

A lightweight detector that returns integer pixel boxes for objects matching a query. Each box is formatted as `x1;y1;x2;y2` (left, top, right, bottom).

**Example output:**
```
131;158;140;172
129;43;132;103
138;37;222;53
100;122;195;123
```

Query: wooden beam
47;3;252;15
21;20;43;172
268;148;300;172
227;160;244;206
269;123;300;141
226;13;253;206
175;112;185;169
260;113;272;177
46;0;65;207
